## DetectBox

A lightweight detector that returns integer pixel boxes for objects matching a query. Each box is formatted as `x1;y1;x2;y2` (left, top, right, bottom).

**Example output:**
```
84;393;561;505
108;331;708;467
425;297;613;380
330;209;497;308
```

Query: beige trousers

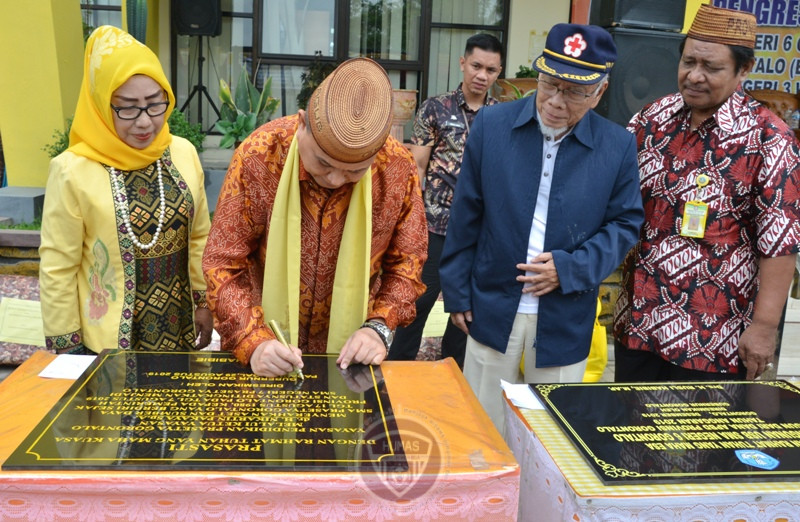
463;313;587;435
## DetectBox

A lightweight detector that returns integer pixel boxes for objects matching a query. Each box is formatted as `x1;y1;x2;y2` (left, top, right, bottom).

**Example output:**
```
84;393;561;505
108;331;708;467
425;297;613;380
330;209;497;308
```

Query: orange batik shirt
203;115;427;365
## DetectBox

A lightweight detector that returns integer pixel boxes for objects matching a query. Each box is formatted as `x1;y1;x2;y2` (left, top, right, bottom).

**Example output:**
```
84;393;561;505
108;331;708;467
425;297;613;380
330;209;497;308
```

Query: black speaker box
172;0;222;36
590;0;686;31
596;27;683;126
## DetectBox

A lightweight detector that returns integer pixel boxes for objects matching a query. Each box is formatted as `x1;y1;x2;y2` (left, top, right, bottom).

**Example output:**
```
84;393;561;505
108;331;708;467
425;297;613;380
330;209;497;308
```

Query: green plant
215;68;280;149
42;118;73;159
514;65;538;79
296;51;337;110
82;21;94;43
497;66;538;101
0;219;41;230
168;109;206;152
507;82;536;99
126;0;147;43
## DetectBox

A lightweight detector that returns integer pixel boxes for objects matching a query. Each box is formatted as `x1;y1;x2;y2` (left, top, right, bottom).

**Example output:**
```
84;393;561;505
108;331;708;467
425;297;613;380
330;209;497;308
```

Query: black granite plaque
4;350;406;472
532;381;800;484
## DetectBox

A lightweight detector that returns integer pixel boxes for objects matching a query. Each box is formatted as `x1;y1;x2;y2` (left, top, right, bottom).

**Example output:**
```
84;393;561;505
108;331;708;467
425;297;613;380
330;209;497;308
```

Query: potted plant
391;89;418;142
168;109;206;153
215;68;280;149
514;64;538;78
497;65;539;102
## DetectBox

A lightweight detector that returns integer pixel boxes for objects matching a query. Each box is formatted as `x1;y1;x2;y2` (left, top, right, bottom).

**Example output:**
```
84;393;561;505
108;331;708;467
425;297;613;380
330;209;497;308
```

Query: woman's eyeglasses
537;78;598;104
110;101;169;120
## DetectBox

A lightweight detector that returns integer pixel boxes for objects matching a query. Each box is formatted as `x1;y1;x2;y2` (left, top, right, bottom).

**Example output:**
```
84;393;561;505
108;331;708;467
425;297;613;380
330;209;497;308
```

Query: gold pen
267;319;304;380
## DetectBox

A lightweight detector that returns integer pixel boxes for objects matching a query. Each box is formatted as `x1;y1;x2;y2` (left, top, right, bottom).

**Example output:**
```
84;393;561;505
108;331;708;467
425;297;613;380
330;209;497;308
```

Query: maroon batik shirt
614;87;800;374
411;83;498;235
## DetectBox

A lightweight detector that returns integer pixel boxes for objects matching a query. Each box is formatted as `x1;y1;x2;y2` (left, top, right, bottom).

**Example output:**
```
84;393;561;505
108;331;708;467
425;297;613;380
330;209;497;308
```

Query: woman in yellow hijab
39;26;212;354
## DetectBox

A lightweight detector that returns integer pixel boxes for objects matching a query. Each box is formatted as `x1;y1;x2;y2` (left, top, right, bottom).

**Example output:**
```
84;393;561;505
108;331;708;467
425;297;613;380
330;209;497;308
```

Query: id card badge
443;115;466;129
680;200;709;238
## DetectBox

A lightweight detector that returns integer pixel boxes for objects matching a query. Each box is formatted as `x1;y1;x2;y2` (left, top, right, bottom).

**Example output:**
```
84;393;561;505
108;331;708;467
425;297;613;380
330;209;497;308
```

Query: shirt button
543;172;550;177
546;154;552;159
546;136;552;141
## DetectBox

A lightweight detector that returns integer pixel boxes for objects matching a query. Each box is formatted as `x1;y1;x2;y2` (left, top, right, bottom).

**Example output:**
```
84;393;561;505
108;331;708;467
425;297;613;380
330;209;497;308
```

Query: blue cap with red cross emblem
532;24;617;85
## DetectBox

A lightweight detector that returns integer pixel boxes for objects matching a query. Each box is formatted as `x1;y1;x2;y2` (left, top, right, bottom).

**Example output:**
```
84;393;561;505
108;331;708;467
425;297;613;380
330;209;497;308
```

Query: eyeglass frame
110;101;170;120
536;76;604;104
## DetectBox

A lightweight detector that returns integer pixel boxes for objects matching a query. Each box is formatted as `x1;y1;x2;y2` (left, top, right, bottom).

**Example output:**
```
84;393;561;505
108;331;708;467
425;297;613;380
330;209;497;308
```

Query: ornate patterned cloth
411;84;497;235
614;87;800;374
40;25;210;354
120;160;197;351
203;115;427;365
40;139;210;353
261;136;372;354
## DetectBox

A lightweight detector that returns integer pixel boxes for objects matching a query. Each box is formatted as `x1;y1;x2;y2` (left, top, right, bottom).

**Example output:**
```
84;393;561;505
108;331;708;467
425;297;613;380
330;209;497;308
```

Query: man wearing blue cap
440;23;644;432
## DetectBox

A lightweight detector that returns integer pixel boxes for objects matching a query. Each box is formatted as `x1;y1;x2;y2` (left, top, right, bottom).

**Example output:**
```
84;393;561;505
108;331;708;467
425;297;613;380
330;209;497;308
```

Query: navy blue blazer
439;94;644;367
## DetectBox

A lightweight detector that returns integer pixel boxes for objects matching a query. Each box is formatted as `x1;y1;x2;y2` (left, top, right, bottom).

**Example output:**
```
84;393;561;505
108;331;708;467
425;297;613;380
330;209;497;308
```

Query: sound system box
595;27;683;126
172;0;222;37
590;0;687;31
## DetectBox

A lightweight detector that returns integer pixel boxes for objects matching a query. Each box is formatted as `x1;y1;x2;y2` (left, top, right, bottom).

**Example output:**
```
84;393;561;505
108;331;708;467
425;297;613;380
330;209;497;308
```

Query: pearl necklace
110;159;166;250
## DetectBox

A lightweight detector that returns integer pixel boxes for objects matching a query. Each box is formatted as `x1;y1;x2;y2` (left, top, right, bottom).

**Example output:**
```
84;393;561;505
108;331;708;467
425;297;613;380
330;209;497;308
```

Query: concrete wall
0;0;84;188
506;1;570;76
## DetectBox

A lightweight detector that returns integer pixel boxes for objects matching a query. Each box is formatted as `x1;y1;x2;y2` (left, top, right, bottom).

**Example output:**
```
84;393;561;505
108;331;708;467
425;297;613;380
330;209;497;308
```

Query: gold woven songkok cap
687;4;756;49
306;57;393;163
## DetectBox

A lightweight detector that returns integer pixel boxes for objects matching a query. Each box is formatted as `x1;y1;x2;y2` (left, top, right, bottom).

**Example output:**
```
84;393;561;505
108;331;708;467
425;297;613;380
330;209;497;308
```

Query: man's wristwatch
361;320;393;350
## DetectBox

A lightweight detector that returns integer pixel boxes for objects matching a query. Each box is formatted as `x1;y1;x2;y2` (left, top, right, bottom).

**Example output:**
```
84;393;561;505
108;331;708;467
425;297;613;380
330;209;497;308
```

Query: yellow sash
262;135;372;352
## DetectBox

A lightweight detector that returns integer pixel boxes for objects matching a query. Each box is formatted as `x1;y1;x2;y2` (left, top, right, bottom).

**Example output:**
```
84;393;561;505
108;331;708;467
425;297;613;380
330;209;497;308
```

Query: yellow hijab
68;25;175;171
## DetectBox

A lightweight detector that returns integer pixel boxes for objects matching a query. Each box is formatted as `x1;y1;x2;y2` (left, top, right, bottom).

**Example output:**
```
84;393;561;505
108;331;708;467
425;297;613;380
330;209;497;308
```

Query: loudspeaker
590;0;686;31
172;0;222;36
596;27;683;126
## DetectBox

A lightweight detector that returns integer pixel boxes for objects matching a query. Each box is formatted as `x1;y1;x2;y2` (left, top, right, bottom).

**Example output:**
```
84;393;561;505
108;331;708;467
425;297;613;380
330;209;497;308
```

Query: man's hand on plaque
337;327;387;369
250;339;304;377
338;363;375;392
